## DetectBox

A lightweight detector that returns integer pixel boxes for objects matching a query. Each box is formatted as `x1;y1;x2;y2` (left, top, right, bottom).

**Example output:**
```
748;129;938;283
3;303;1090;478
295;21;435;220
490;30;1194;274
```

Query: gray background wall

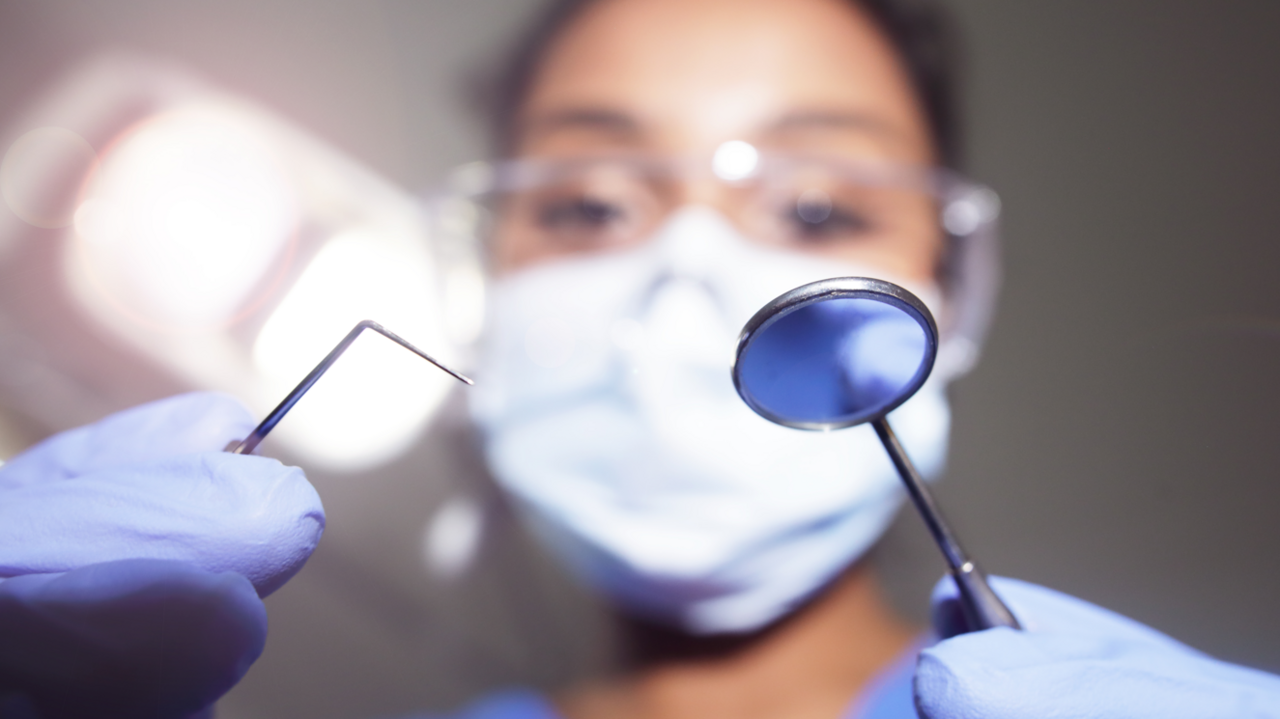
0;1;1278;717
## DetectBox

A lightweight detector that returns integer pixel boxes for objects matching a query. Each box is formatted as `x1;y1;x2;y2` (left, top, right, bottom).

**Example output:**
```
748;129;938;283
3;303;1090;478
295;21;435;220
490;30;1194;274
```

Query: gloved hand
916;575;1280;719
0;392;325;719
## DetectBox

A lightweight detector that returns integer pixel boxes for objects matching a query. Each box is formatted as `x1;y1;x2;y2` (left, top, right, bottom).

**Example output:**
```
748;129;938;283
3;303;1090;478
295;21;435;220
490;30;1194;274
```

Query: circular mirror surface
732;278;938;430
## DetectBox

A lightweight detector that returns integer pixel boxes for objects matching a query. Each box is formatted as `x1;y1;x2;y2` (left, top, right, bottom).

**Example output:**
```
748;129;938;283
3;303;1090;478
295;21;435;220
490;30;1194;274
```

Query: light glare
423;496;483;578
252;231;451;470
712;140;760;182
1;127;97;228
71;104;297;329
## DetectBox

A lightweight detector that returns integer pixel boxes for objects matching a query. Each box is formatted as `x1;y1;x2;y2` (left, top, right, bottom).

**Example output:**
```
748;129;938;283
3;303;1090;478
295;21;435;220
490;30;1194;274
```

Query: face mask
471;207;952;634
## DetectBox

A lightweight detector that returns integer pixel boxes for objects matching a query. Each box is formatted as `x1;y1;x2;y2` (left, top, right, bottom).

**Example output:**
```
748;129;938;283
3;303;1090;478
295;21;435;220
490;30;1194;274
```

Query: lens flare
252;231;452;470
1;127;97;229
69;104;298;331
712;140;759;182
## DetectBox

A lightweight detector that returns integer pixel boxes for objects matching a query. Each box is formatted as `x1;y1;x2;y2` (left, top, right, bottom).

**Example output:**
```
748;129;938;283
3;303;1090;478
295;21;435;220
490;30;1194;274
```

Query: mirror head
732;277;938;431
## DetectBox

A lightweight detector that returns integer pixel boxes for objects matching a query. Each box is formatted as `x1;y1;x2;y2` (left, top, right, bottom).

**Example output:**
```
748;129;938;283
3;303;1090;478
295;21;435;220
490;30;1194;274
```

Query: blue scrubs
418;642;921;719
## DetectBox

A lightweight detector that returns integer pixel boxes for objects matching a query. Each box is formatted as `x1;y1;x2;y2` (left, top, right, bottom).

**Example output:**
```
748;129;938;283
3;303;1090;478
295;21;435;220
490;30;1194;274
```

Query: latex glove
916;575;1280;719
0;559;266;719
0;391;323;594
0;392;325;718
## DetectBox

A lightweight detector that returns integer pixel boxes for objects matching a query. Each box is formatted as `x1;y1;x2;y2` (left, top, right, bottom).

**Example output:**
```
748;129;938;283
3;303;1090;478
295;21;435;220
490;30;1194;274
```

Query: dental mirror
732;277;1019;632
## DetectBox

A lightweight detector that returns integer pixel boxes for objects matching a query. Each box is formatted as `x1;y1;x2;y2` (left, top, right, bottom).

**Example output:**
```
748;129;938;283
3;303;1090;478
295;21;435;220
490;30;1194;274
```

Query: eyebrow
767;110;898;138
519;108;644;142
517;107;901;147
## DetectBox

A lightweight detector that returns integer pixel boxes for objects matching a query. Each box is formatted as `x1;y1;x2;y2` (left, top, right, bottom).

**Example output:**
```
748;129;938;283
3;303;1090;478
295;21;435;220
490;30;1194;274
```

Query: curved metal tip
360;320;474;386
226;320;475;456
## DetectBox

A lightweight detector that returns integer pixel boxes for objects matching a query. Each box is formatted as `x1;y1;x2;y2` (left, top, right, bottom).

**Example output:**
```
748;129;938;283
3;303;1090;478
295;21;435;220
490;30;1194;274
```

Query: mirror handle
871;418;1021;631
951;559;1021;631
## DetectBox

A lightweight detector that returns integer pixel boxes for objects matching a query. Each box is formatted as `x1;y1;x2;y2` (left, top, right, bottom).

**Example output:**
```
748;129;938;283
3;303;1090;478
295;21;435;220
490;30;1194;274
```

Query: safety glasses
458;143;994;260
430;143;1002;374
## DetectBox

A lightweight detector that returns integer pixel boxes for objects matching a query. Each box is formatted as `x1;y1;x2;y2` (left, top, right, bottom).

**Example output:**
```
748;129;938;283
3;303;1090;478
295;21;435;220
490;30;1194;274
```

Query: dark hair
477;0;963;168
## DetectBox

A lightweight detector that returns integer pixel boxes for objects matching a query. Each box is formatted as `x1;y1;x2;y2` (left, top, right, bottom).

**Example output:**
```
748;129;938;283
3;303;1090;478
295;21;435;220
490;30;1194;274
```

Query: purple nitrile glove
916;575;1280;719
0;559;266;719
0;392;325;718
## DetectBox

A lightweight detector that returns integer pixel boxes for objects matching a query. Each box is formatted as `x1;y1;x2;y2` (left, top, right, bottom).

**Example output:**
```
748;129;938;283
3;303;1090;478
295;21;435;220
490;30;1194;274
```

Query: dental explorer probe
226;320;473;455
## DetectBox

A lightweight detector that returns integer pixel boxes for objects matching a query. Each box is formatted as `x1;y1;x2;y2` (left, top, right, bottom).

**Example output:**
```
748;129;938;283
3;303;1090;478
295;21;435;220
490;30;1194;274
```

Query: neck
555;562;918;719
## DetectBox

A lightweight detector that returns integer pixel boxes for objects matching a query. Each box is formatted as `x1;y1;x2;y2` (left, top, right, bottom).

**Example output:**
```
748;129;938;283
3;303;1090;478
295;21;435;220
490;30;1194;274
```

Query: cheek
490;222;529;274
491;211;565;274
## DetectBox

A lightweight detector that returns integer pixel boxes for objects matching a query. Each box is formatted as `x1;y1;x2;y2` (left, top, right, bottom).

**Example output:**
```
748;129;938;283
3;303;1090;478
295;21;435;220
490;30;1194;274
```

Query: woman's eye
787;190;873;241
537;196;626;232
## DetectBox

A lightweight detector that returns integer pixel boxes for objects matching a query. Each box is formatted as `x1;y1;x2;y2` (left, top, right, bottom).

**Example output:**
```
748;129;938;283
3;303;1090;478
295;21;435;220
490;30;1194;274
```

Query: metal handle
226;320;472;456
871;417;1020;631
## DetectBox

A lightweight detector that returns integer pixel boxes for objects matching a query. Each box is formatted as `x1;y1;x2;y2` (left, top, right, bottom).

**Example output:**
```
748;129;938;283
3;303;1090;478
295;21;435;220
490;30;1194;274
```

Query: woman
457;0;971;716
2;1;1277;718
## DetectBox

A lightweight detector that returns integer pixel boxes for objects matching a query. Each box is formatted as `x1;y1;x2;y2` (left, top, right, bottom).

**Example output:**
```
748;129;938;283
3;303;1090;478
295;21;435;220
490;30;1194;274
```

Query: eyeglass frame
425;144;1002;377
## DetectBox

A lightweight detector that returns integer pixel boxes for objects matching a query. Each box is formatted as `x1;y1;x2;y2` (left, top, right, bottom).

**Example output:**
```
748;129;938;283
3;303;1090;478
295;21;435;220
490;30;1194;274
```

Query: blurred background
0;1;1277;717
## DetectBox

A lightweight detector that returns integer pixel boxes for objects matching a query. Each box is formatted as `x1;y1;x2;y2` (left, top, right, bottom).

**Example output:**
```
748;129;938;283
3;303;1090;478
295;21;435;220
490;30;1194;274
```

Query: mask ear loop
225;319;473;455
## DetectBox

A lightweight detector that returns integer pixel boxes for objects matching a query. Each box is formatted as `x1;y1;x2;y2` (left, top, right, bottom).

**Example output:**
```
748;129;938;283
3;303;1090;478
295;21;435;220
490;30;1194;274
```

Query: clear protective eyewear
433;141;1002;372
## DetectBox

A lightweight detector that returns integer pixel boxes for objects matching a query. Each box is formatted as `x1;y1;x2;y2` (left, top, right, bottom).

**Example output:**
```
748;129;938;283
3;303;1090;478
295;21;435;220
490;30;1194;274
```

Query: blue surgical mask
471;207;951;633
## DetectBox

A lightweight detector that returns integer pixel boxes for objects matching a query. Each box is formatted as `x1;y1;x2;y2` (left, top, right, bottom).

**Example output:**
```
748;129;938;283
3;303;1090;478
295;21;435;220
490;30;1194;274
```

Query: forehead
518;0;933;164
